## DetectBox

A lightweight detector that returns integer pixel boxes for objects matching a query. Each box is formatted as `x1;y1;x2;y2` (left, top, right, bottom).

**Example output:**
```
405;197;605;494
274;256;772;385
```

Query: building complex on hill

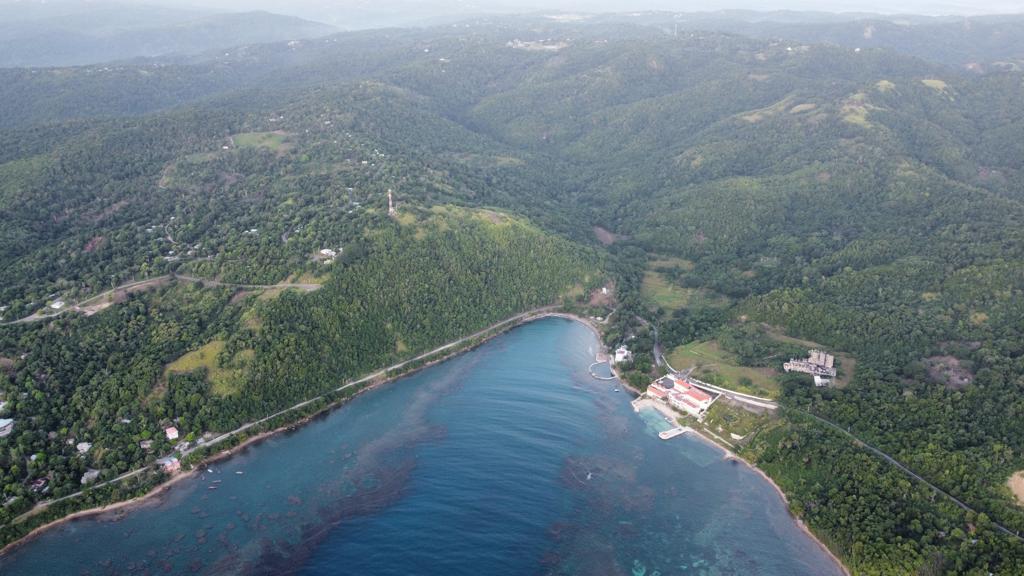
784;349;837;386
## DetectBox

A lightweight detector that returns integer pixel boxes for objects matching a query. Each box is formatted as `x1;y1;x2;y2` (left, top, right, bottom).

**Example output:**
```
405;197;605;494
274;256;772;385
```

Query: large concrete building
784;349;837;386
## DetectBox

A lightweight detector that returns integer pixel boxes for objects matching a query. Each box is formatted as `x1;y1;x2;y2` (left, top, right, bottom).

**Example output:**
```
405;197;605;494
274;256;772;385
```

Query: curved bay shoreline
1;311;850;576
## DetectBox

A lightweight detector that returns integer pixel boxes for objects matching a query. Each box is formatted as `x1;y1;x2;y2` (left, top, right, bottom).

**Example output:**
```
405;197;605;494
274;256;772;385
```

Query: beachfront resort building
647;374;715;418
784;349;837;386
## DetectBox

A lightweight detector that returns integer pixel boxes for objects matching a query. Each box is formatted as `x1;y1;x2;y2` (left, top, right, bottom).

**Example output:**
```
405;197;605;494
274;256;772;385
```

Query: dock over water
659;426;694;440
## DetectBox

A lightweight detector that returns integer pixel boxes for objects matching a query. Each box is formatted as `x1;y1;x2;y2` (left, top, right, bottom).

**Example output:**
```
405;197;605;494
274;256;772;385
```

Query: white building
76;442;92;454
50;301;65;310
0;418;13;437
613;346;633;364
165;426;179;441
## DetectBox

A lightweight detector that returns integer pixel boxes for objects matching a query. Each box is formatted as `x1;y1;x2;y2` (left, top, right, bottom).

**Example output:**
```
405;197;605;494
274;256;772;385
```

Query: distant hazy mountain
0;2;337;67
586;11;1024;68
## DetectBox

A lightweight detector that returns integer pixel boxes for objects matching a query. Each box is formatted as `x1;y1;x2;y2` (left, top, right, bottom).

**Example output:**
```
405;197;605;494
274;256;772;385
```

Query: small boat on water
235;471;244;475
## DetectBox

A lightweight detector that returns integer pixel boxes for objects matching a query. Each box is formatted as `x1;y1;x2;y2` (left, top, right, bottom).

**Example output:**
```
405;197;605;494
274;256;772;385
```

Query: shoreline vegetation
0;308;587;556
1;310;849;576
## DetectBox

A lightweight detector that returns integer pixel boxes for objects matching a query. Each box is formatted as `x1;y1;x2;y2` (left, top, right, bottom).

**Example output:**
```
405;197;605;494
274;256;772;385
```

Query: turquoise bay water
0;318;844;575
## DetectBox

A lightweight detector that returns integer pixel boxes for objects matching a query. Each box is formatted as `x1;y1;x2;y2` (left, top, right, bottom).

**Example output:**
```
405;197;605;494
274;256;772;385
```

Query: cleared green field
703;401;773;441
164;340;250;396
641;269;729;313
667;340;778;398
648;256;695;271
642;270;692;311
233;131;291;151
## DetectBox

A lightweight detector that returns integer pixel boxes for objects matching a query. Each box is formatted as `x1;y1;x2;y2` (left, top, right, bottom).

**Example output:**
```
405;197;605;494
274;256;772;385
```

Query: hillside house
156;456;181;474
0;418;14;437
165;426;179;441
613;345;633;364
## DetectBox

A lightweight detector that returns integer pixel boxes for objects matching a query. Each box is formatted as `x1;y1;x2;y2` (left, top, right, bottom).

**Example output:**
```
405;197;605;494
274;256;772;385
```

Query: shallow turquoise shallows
0;318;844;575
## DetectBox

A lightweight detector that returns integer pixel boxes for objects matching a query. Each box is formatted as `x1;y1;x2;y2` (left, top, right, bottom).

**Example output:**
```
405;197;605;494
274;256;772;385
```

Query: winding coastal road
789;407;1024;542
1;273;322;326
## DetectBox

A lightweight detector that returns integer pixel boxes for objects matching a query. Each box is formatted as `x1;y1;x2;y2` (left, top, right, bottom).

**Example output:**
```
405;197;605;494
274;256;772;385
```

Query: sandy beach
632;392;850;574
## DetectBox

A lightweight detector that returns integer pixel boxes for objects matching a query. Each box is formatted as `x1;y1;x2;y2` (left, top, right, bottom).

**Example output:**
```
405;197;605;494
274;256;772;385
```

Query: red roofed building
647;383;669;399
648;374;714;417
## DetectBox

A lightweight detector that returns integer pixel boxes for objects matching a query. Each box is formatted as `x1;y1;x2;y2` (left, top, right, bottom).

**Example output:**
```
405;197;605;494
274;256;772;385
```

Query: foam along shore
629;392;850;574
669;421;850;575
0;309;605;556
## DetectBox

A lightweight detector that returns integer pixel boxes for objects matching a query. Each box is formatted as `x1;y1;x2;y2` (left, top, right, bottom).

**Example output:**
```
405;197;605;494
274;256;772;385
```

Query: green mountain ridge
1;15;1024;574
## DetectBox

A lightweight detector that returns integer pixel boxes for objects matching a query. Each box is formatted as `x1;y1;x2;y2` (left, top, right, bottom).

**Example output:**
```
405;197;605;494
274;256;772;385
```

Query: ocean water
0;318;844;575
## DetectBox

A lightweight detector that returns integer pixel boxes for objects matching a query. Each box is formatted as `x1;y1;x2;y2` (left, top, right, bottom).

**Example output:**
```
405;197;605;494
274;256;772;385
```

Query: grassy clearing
739;96;793;123
703;401;773;441
562;283;586;300
164;340;250;396
1009;471;1024;506
789;103;817;114
648;256;695;271
286;272;328;285
667;340;779;397
642;271;692;311
233;131;291;151
641;270;728;313
761;326;856;387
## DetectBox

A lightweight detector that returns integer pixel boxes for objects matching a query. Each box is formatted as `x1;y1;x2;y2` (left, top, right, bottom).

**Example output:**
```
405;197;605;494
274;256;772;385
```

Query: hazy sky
4;0;1023;30
177;0;1024;17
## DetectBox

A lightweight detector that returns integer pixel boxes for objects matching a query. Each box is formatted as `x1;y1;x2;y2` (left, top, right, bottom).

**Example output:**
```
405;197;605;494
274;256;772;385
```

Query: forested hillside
1;14;1024;574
